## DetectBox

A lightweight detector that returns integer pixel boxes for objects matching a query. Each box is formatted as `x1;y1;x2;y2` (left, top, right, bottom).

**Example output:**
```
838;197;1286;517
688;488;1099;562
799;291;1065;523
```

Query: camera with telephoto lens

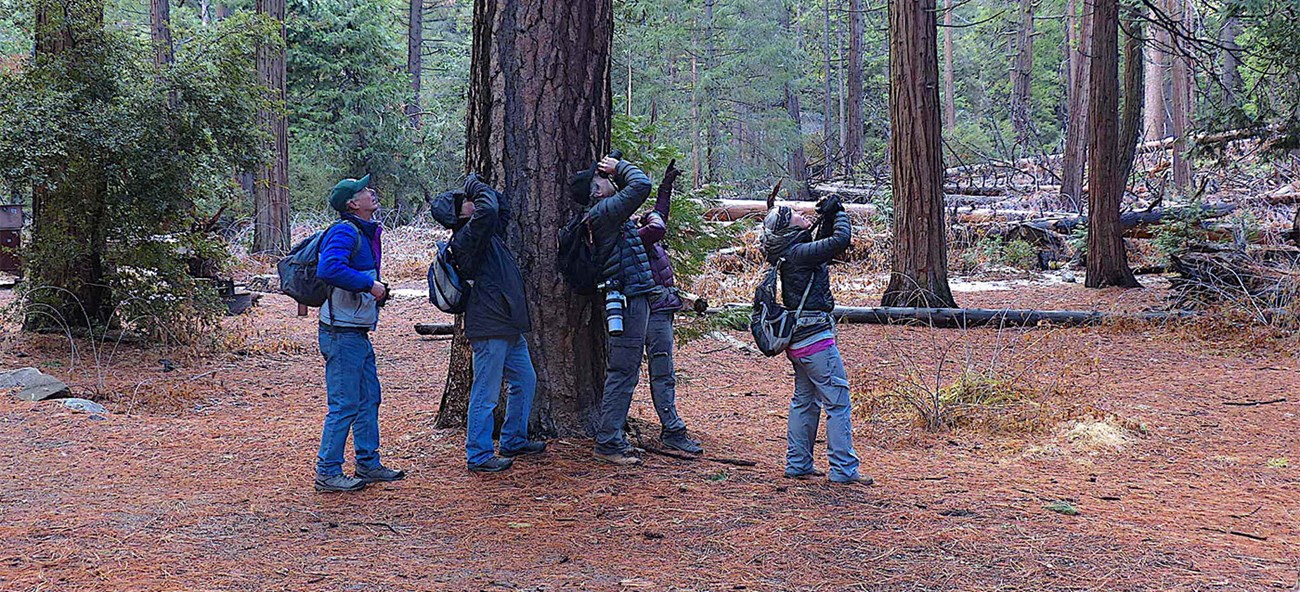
598;281;626;336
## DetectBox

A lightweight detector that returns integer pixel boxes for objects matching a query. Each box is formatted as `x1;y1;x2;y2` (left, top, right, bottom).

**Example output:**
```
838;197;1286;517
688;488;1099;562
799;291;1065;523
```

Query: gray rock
61;398;108;415
0;367;72;401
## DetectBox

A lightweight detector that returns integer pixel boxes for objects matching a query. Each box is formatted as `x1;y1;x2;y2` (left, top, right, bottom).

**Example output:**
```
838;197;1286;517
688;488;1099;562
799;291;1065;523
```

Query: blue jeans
595;295;651;454
787;344;861;482
645;310;687;433
468;334;537;466
317;327;382;477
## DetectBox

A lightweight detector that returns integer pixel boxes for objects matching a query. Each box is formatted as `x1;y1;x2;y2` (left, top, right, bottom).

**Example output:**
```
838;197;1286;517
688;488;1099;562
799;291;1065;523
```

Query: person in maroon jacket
636;161;704;454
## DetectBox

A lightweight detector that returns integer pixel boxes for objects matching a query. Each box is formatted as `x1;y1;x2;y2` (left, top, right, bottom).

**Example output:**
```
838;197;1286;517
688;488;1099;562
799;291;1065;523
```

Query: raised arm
586;160;652;230
464;173;510;237
450;185;500;267
784;210;851;266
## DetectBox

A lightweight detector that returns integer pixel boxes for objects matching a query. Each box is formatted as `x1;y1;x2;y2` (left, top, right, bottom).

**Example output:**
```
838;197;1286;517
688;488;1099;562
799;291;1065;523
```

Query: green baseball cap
328;174;371;212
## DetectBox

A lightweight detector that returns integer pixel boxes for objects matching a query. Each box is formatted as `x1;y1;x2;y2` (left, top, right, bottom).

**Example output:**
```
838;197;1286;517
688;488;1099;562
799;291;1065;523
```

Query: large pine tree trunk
881;0;956;309
253;0;290;255
1010;0;1036;147
1169;0;1194;192
1143;0;1168;141
406;0;422;129
1060;0;1092;210
439;0;612;436
943;0;955;130
844;0;864;177
1084;0;1140;289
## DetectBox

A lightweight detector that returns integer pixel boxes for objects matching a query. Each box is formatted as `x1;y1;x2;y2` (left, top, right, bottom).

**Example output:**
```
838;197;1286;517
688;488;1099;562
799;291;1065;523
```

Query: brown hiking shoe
594;450;643;466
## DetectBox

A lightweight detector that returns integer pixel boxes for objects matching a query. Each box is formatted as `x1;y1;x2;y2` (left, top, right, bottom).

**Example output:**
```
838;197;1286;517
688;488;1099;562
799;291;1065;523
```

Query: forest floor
1;273;1298;592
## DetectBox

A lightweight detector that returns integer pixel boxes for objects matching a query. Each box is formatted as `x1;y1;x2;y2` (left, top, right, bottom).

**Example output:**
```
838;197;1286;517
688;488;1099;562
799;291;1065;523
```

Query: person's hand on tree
597;156;619;177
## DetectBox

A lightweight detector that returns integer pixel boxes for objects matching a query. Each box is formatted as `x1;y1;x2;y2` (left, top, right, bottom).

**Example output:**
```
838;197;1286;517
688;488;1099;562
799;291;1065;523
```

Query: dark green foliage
0;6;266;340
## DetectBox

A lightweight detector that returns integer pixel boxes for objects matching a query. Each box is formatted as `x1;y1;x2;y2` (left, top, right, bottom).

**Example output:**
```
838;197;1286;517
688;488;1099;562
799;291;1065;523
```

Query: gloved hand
815;193;843;217
662;159;680;189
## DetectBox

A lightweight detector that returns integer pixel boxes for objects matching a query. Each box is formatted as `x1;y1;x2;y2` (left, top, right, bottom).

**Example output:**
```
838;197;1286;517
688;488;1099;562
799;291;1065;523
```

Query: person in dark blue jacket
431;174;542;473
313;174;405;492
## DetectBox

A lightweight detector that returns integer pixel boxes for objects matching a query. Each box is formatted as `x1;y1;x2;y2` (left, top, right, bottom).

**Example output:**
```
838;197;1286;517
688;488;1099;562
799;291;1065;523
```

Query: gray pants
595;295;651;454
645;310;688;434
787;344;861;482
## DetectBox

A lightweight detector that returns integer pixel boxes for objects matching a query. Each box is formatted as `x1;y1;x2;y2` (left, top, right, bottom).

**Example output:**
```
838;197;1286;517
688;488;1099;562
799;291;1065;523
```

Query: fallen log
414;323;455;336
704;199;877;222
710;304;1192;329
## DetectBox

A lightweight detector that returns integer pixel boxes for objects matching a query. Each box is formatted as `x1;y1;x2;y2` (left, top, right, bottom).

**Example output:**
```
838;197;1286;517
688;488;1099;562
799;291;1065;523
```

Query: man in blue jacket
313;175;405;492
431;174;543;472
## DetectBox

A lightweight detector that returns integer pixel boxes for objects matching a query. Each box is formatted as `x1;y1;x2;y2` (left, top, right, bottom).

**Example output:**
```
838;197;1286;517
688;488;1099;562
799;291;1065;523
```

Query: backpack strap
776;258;814;316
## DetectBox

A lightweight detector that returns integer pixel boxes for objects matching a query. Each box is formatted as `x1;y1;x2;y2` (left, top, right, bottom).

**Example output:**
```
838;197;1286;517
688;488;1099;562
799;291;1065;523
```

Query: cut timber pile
1169;247;1300;310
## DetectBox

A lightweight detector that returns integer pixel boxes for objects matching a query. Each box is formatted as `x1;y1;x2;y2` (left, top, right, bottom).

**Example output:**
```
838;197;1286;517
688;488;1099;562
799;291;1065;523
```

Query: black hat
567;165;597;206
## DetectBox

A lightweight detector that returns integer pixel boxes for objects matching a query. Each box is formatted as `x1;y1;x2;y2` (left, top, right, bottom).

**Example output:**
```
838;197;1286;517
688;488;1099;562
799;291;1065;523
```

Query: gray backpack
277;220;360;307
749;258;813;357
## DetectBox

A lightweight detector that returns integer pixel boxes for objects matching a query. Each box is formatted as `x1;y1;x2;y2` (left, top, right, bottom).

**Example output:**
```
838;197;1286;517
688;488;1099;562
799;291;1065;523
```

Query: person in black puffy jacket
431;174;544;473
568;156;659;466
759;195;870;485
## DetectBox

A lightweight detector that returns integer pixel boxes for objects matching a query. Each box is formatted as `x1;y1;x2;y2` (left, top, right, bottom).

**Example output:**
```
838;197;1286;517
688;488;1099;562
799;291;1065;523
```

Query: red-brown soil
1;280;1296;591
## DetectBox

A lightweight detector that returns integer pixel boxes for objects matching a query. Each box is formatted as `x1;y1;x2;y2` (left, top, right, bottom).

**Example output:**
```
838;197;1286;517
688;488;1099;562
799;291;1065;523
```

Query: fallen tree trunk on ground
414;323;455;336
1170;248;1300;312
711;304;1192;329
704;199;878;222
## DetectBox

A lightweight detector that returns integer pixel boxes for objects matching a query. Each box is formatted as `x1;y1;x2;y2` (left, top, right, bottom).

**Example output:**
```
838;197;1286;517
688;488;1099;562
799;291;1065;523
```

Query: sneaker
594;450;643;466
830;474;874;486
315;474;368;492
783;469;826;480
661;430;703;455
500;440;547;458
468;456;514;473
355;465;406;483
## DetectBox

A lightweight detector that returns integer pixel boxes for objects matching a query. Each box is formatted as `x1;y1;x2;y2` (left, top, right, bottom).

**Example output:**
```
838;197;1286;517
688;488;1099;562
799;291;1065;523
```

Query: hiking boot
830;474;874;486
468;456;514;473
783;469;826;480
499;441;547;458
315;474;368;493
594;449;643;466
661;430;703;455
355;465;406;483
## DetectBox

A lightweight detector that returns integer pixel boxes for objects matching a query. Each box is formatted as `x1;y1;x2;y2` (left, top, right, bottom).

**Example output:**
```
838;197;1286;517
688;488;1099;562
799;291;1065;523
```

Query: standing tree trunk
1143;0;1168;141
150;0;173;67
1118;12;1146;189
29;0;113;329
1218;11;1243;109
783;3;811;201
1169;0;1193;192
438;0;613;435
1010;0;1036;148
844;0;864;177
1061;0;1093;210
1084;0;1140;289
703;0;719;184
822;0;835;179
943;0;956;130
406;0;423;129
690;19;702;188
253;0;290;255
881;0;956;309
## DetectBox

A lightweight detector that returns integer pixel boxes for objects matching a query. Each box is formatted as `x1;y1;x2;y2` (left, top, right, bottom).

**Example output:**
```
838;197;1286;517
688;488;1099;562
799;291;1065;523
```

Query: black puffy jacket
430;177;532;339
586;161;657;298
767;210;851;315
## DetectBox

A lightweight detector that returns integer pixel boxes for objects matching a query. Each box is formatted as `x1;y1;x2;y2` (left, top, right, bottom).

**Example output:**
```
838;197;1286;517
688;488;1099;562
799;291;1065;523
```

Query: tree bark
406;0;423;129
1169;0;1193;192
823;0;835;178
783;3;810;201
844;0;864;177
1010;0;1036;147
703;0;718;184
1060;0;1092;210
29;0;113;329
442;0;613;436
882;0;956;308
150;0;173;67
1218;11;1243;109
1143;0;1168;142
1118;12;1145;191
253;0;290;255
943;0;956;130
1084;0;1139;289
